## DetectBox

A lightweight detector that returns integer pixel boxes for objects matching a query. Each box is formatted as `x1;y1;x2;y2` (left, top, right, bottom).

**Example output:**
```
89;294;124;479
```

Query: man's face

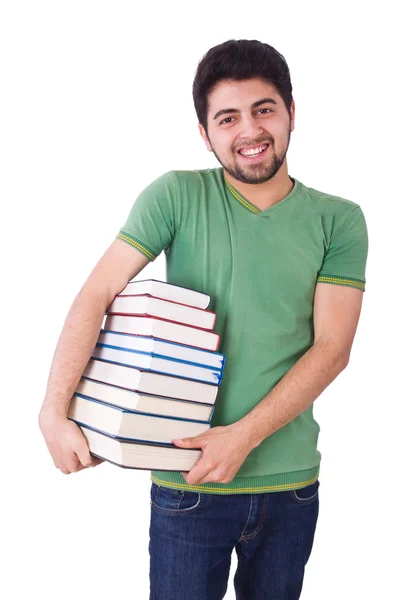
199;77;295;184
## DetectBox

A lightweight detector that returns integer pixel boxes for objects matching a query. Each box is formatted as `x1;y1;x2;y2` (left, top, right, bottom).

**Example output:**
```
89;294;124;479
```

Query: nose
238;114;265;142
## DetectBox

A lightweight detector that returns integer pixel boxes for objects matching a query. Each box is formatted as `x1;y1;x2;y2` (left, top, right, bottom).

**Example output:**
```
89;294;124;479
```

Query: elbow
339;353;350;371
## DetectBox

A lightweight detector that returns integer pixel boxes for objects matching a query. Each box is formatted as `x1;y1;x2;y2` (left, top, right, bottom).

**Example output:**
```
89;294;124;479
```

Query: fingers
57;455;103;474
57;431;102;474
41;414;105;475
56;453;88;474
73;429;96;468
90;456;105;467
58;455;104;474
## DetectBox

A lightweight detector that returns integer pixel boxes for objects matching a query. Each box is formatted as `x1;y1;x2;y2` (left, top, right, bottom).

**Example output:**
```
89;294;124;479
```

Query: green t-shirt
116;167;368;494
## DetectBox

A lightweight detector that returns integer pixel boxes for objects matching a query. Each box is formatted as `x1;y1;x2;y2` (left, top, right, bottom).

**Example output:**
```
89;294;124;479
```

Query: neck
223;163;294;211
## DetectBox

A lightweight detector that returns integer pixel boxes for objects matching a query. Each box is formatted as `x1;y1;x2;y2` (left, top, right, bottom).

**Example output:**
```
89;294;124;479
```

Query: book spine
100;330;225;360
92;355;223;385
95;342;224;372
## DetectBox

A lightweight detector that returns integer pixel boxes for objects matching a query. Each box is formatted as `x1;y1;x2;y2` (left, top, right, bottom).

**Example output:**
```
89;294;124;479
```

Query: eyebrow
213;97;278;121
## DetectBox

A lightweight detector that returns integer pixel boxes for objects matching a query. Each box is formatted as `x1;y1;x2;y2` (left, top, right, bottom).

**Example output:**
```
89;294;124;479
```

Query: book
75;378;214;421
83;358;218;404
97;329;225;371
91;343;223;385
68;395;210;444
103;314;220;351
72;280;224;471
80;425;202;471
107;294;216;330
117;278;210;310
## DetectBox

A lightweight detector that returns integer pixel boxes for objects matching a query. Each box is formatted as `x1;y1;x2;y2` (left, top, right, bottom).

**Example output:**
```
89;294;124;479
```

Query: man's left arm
236;282;364;449
173;283;364;485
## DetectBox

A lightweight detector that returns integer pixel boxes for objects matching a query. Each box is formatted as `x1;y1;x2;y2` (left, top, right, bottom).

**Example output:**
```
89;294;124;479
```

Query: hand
172;422;253;486
39;411;104;474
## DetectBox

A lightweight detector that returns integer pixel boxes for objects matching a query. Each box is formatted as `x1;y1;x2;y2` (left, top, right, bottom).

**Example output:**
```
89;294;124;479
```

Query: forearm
236;338;349;450
39;288;108;421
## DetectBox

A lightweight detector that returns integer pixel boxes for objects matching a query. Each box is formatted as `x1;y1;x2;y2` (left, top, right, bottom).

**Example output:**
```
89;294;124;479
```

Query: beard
209;126;292;185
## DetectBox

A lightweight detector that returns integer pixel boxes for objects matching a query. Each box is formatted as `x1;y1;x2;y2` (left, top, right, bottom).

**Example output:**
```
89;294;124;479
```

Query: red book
106;294;216;330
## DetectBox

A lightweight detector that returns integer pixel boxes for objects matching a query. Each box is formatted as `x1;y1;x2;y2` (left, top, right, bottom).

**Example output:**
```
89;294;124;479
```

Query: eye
219;117;234;125
219;108;272;125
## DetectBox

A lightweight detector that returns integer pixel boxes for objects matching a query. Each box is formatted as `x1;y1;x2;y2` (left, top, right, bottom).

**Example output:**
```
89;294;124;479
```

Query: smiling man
203;82;293;193
39;39;368;600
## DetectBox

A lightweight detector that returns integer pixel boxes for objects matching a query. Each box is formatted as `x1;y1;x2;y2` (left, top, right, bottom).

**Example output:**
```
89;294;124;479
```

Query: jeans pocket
292;479;320;505
150;483;203;515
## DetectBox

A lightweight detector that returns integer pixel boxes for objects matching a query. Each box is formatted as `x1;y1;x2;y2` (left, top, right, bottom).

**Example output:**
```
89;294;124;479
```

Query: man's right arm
38;238;150;474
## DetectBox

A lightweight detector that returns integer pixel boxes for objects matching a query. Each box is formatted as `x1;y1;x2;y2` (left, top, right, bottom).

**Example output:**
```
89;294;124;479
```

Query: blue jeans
149;479;320;600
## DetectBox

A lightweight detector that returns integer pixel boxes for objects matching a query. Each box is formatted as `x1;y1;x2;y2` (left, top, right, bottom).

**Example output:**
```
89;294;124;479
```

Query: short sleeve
116;171;176;261
316;206;368;292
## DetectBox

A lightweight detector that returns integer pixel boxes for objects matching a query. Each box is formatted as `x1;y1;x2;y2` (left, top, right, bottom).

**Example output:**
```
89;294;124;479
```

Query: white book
118;278;210;310
83;358;218;404
75;379;214;420
80;426;202;471
91;344;223;385
68;395;210;444
103;315;220;351
97;329;225;371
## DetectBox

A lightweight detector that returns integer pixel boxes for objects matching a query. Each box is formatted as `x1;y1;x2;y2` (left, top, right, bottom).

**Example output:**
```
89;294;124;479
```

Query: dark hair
192;39;293;134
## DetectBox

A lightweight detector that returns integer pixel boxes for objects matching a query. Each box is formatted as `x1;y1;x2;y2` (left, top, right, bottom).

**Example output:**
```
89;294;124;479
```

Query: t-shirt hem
316;273;365;291
116;230;157;261
149;464;320;495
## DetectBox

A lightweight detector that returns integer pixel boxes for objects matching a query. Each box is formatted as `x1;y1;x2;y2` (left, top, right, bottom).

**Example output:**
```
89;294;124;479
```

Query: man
39;39;368;599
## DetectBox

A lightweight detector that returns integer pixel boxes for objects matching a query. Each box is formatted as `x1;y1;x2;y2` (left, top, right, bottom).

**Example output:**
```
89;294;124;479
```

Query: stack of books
67;279;225;472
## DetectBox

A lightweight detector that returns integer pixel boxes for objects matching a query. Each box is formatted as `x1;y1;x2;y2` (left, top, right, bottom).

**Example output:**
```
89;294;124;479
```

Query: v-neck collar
221;168;301;217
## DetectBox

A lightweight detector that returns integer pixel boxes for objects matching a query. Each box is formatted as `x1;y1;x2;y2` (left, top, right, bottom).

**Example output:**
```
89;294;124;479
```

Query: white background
1;1;395;598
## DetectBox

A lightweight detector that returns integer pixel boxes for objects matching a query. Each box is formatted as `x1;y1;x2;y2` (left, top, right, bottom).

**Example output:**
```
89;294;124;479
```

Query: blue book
98;329;226;371
92;343;224;385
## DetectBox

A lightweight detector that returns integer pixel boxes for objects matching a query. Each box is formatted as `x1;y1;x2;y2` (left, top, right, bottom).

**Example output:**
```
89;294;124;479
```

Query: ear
198;122;213;152
290;99;295;132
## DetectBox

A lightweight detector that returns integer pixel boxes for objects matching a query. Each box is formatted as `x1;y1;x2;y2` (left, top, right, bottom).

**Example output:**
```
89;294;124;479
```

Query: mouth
237;143;270;162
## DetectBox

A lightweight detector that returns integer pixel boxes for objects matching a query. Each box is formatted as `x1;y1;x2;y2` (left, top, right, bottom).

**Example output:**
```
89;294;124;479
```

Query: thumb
172;438;188;446
173;437;202;448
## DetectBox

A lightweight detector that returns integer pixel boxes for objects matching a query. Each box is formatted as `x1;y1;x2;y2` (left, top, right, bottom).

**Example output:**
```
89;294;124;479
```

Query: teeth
240;144;268;156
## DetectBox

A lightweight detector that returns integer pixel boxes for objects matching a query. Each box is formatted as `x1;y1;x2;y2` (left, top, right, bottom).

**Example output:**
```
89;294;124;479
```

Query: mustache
234;140;272;150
